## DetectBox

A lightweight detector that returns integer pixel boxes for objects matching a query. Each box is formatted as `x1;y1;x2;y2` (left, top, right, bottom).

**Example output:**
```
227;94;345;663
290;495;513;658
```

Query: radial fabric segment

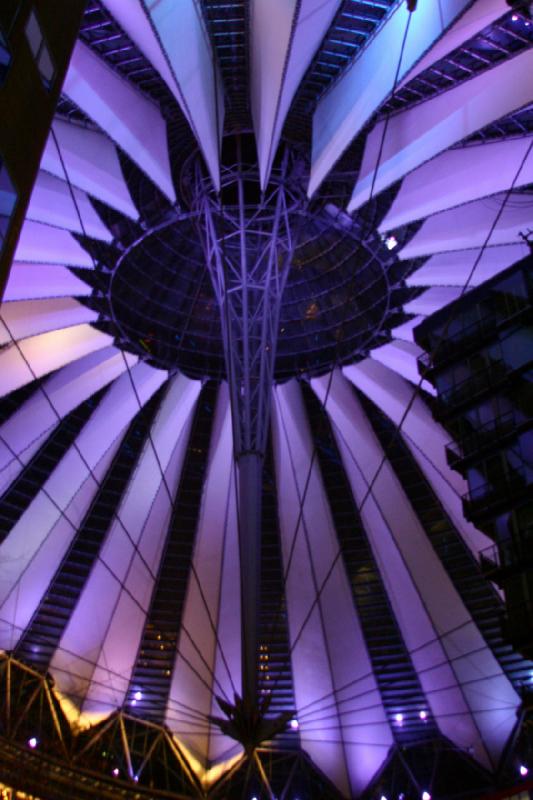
1;0;533;798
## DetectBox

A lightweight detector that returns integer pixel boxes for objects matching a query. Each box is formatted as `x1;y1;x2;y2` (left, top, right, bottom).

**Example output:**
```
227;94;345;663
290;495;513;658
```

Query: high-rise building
0;2;533;799
415;254;533;660
0;0;86;297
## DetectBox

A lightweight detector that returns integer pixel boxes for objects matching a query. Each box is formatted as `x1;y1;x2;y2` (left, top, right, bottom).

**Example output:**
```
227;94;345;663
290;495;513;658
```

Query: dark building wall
415;254;533;658
0;0;86;298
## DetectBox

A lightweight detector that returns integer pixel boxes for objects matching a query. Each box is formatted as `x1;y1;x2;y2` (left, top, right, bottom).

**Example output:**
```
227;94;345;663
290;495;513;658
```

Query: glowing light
519;765;528;777
290;718;299;730
28;737;38;749
512;13;519;20
134;690;142;701
385;235;398;251
394;713;404;724
422;791;431;800
112;768;119;777
419;710;427;720
380;795;388;800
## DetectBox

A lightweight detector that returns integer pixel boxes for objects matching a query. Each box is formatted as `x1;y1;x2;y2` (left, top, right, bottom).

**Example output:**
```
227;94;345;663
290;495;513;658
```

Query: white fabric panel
272;380;392;799
63;41;175;202
399;192;533;260
343;359;492;559
141;0;223;190
380;138;533;231
309;0;471;196
312;371;519;770
349;48;533;211
0;433;50;501
0;362;166;620
369;340;435;394
0;347;137;495
207;471;241;765
41;118;138;219
27;171;112;241
390;315;423;343
0;325;113;398
15;219;94;267
0;441;120;652
399;0;506;88
403;287;463;317
406;244;529;288
169;384;240;765
77;375;201;717
0;298;98;345
3;262;92;302
251;0;340;188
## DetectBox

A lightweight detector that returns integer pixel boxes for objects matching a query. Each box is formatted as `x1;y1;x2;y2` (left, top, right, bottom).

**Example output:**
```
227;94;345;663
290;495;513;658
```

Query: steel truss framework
1;655;531;800
189;140;308;706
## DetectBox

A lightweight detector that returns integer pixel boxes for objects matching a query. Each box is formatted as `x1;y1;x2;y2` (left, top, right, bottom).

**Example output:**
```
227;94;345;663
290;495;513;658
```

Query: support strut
191;137;305;709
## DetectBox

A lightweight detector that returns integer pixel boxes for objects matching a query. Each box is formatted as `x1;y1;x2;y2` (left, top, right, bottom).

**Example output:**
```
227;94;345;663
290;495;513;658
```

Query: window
0;28;10;86
0;158;17;255
25;9;54;88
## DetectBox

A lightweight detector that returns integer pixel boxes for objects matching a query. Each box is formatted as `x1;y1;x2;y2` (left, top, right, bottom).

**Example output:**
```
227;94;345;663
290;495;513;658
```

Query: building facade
0;0;86;297
415;254;533;659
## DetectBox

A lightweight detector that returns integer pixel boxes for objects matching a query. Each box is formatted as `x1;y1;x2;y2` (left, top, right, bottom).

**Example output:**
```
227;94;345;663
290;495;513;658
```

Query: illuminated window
25;9;54;88
0;158;17;255
0;28;10;85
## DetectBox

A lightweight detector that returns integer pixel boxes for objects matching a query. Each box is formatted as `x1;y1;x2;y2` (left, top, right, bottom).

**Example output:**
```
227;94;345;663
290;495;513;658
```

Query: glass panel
25;10;42;58
38;43;54;86
0;27;9;85
0;162;17;218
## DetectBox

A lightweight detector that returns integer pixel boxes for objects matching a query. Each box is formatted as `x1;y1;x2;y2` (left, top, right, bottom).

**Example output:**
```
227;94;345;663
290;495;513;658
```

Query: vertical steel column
191;140;304;707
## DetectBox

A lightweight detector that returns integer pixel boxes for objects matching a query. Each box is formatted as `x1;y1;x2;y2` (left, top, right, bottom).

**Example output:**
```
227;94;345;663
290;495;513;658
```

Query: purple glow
112;767;119;777
290;718;299;730
394;712;404;724
419;710;428;720
520;765;528;777
422;792;431;800
28;737;38;749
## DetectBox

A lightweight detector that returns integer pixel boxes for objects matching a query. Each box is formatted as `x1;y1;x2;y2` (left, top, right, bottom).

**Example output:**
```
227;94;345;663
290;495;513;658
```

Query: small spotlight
419;710;428;720
385;235;398;251
131;699;137;706
520;765;528;777
395;713;404;724
112;768;119;777
134;690;142;701
134;775;139;783
290;718;299;730
28;737;38;749
380;795;389;800
422;792;431;800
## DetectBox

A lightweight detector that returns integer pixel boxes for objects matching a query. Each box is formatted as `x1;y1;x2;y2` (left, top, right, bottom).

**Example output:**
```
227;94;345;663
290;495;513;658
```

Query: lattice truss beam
191;144;306;458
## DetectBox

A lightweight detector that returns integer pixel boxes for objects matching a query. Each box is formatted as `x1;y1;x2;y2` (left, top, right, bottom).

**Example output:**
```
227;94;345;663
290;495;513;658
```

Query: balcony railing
480;527;533;573
445;409;520;462
464;465;532;516
417;301;530;375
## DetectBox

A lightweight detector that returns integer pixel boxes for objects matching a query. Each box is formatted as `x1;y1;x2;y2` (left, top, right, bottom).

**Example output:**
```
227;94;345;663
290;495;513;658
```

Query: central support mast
191;137;304;709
